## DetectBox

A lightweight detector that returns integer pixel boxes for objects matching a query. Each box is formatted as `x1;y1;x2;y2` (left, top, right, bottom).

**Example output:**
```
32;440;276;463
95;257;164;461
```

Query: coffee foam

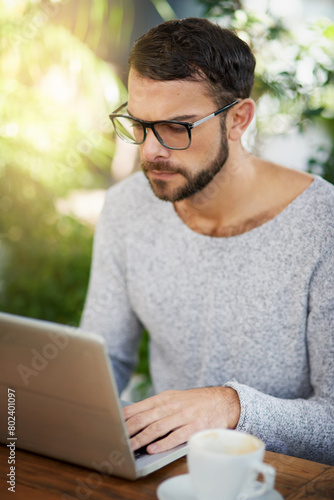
194;431;260;455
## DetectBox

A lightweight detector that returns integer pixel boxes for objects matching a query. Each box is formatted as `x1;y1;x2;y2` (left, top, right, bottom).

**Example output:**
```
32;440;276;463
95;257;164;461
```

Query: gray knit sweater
81;172;334;465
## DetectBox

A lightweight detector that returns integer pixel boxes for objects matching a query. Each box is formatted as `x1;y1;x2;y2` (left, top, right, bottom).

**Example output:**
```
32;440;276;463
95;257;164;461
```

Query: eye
164;123;187;134
131;122;142;130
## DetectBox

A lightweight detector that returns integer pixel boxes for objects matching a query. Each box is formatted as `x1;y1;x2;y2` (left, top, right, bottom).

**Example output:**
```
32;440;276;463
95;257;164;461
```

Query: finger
125;403;176;438
122;401;152;421
146;425;194;454
130;412;185;451
122;393;169;420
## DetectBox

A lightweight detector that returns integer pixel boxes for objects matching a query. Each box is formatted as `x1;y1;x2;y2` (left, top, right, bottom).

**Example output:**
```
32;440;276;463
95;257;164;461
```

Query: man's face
128;70;229;202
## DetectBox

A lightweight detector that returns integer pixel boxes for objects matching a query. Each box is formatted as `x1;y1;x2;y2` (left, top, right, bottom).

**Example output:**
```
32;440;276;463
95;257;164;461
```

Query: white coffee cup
187;429;275;500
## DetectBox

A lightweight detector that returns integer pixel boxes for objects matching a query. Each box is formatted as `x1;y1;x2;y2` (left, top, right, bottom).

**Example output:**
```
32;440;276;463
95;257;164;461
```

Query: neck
173;148;257;236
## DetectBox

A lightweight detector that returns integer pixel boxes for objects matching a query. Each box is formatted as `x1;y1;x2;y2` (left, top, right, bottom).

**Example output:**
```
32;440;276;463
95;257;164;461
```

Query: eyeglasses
109;100;240;151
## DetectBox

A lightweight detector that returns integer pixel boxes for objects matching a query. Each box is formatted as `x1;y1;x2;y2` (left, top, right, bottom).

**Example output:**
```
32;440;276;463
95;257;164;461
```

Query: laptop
0;312;187;479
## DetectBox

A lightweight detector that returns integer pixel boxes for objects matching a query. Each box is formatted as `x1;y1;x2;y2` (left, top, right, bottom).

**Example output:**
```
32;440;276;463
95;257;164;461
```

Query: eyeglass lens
113;117;190;149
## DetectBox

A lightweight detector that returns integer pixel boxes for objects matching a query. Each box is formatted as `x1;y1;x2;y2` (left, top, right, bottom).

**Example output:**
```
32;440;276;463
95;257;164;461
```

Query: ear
227;99;255;141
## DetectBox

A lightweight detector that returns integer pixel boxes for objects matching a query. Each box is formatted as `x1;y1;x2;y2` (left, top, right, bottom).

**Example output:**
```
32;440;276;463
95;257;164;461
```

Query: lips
150;170;179;179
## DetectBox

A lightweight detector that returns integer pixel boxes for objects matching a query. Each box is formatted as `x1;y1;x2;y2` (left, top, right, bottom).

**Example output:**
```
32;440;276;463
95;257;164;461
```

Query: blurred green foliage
0;0;126;326
0;5;126;195
0;164;93;325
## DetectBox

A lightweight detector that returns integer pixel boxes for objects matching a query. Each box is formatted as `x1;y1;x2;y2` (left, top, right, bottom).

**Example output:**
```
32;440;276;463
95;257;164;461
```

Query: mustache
141;161;183;175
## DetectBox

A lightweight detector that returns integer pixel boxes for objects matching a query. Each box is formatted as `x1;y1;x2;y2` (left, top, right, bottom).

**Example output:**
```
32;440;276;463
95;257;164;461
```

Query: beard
141;127;229;203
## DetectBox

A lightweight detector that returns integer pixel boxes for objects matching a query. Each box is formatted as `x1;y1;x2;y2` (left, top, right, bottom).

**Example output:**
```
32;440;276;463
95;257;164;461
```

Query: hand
122;387;240;454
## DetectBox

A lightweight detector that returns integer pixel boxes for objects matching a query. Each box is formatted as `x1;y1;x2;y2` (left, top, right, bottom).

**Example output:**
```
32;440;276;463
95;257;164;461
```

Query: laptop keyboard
121;402;173;462
134;446;150;460
133;432;172;461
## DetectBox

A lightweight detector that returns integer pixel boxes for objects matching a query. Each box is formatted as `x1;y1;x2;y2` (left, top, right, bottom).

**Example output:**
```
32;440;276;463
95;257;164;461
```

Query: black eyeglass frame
109;100;240;151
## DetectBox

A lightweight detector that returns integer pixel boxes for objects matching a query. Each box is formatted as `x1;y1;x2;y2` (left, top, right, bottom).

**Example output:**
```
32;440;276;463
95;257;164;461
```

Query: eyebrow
127;107;197;123
171;114;198;122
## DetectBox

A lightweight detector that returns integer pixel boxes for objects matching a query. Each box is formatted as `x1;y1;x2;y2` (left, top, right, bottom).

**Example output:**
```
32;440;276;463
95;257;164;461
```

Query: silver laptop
0;312;187;479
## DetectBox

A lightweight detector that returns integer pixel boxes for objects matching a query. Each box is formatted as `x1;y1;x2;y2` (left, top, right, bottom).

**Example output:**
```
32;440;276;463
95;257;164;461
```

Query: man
81;18;334;465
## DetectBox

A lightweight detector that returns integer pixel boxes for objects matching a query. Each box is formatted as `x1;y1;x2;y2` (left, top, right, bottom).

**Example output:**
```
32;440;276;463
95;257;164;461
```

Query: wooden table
0;445;333;499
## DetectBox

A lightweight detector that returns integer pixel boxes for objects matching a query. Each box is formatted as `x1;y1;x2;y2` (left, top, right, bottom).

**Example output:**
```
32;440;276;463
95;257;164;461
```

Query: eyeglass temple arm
113;101;128;114
191;100;240;129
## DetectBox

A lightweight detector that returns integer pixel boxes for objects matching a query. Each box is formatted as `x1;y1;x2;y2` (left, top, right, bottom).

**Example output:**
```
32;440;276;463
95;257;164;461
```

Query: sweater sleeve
225;242;334;465
80;191;143;394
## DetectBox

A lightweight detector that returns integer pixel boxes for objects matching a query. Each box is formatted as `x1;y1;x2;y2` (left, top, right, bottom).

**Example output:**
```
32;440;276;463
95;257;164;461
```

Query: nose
140;128;170;163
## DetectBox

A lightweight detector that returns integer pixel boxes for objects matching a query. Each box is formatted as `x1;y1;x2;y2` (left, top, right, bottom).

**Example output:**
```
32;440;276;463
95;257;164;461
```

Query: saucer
157;474;283;500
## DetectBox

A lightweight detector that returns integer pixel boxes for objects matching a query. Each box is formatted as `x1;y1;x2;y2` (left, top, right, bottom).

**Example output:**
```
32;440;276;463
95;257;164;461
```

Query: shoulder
310;174;334;200
104;171;154;210
276;169;334;230
255;161;334;248
259;161;334;223
97;172;167;238
306;175;334;245
101;171;164;223
302;175;334;221
289;174;334;260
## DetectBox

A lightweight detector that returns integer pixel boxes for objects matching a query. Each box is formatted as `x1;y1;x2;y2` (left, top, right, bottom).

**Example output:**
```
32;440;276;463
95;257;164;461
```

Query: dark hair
128;17;256;106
